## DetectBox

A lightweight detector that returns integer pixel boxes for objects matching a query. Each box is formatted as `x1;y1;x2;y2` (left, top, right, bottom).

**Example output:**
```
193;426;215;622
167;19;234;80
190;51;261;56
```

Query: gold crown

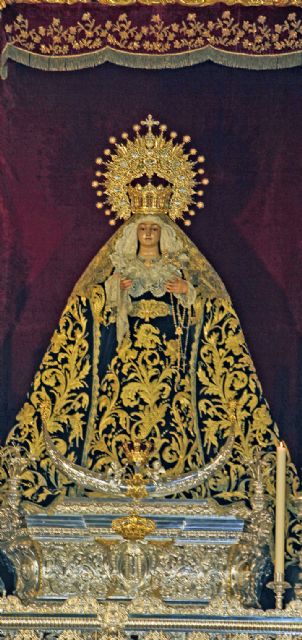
128;182;172;216
92;114;209;226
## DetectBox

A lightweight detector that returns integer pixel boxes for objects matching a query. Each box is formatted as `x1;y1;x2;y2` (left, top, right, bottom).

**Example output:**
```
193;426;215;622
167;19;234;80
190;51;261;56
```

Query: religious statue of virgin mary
6;116;292;513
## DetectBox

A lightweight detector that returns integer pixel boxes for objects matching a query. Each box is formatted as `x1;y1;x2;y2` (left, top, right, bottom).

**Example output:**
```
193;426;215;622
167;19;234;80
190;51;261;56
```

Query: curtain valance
2;3;302;77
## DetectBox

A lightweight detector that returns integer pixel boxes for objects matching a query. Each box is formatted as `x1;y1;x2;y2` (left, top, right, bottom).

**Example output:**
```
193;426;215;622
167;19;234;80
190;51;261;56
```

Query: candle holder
267;572;291;610
291;493;302;600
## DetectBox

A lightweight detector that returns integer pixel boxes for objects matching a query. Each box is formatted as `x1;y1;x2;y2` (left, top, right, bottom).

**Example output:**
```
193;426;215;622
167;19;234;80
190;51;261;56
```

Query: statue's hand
166;278;188;295
120;278;133;290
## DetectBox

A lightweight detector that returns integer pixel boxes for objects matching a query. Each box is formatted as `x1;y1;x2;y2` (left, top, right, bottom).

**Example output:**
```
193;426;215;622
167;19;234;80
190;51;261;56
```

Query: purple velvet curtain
0;59;301;472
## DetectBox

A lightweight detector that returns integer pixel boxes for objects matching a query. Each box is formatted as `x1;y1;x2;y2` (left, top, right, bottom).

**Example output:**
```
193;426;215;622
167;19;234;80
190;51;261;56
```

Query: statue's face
137;222;161;248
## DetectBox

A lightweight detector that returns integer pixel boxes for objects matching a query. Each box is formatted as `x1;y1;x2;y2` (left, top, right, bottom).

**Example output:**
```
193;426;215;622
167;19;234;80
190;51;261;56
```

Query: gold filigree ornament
14;633;40;640
112;510;156;540
92;113;209;226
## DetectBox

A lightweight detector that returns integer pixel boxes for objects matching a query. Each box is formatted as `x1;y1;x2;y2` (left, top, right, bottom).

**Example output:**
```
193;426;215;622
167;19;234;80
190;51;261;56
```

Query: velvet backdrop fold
0;61;301;473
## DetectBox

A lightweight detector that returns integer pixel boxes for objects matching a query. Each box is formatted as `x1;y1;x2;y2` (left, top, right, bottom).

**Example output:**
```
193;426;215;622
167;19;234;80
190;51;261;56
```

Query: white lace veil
73;214;229;302
112;215;183;263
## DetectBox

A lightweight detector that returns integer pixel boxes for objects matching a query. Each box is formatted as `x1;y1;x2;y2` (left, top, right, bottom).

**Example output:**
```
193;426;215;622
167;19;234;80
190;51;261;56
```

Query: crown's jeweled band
128;183;172;216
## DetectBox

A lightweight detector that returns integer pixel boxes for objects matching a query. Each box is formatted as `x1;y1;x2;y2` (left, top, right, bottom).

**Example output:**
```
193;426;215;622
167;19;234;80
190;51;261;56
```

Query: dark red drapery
0;59;301;473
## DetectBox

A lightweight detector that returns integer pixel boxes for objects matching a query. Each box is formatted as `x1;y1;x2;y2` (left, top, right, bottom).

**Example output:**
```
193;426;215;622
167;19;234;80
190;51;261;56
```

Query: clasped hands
120;277;188;295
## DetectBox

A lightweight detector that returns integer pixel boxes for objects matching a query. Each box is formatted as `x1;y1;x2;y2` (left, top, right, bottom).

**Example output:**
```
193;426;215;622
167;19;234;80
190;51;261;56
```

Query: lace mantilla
107;254;194;302
105;253;196;344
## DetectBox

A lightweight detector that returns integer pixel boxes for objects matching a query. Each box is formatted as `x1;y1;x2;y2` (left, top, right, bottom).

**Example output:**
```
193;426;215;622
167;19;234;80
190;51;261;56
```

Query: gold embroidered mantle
4;217;299;563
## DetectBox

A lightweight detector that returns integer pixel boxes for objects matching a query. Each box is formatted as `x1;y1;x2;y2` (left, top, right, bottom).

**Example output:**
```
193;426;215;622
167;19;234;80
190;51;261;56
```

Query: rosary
170;294;192;372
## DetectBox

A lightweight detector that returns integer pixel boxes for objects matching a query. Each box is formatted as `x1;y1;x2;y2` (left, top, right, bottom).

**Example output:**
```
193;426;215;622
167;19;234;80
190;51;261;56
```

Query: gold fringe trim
8;0;302;6
2;43;302;77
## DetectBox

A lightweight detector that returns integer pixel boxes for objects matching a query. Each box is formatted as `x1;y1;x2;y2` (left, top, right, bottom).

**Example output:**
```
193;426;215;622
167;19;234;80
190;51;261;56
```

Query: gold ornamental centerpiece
110;439;159;598
112;439;157;541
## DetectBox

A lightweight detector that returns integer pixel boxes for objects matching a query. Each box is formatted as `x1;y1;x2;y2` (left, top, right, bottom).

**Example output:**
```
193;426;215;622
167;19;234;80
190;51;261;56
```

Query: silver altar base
1;494;302;639
18;497;272;608
1;593;302;639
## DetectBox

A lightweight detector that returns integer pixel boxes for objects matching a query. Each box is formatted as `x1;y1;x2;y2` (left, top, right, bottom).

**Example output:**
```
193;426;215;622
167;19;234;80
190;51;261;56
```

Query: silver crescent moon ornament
42;418;235;499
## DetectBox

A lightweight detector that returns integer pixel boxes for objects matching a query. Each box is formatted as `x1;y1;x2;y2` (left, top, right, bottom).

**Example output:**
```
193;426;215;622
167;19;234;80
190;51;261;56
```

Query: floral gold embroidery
130;300;171;321
4;12;302;56
7;295;93;502
85;320;202;477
